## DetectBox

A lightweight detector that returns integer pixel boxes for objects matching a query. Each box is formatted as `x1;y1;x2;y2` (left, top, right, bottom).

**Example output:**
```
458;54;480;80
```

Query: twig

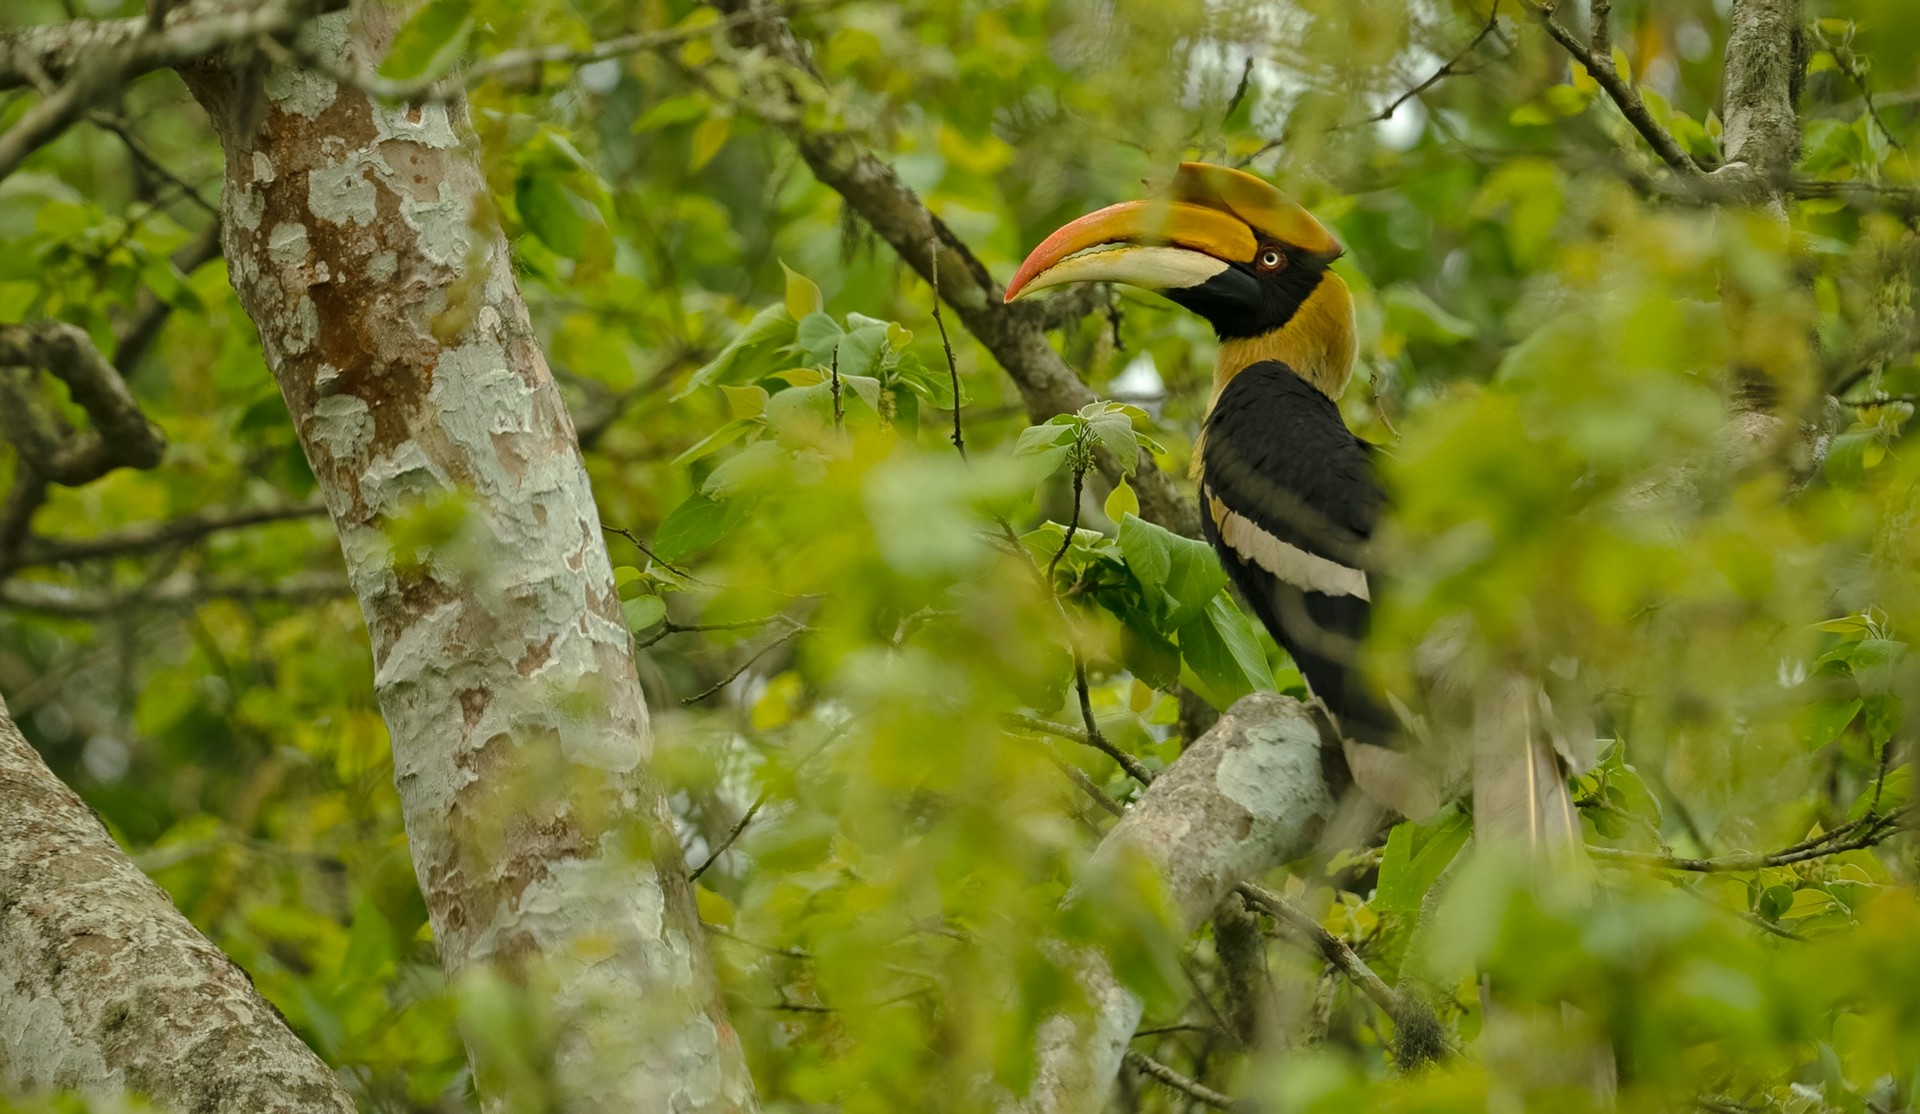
6;502;328;570
1356;2;1505;128
680;623;804;704
636;613;788;651
1236;882;1448;1066
689;790;768;882
1121;1049;1242;1111
930;236;965;461
1042;745;1126;818
0;0;338;180
1005;711;1157;787
86;109;219;215
707;0;1200;537
1588;0;1612;61
1589;808;1911;872
1818;27;1905;153
1045;456;1086;585
1525;1;1708;178
0;572;351;617
701;921;811;959
828;345;843;431
291;0;834;103
602;524;692;579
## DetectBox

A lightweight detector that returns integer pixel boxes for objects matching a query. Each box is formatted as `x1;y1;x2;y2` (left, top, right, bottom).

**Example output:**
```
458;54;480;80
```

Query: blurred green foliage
4;0;1920;1110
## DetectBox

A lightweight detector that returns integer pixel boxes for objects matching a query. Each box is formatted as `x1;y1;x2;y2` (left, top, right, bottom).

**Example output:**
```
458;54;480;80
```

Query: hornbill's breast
1198;360;1395;748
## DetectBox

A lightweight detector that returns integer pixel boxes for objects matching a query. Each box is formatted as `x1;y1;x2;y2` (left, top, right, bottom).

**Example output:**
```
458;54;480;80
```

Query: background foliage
4;0;1919;1110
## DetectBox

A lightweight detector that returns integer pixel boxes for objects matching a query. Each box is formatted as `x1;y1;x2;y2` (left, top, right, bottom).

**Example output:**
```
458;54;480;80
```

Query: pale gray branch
1015;693;1340;1111
0;693;356;1111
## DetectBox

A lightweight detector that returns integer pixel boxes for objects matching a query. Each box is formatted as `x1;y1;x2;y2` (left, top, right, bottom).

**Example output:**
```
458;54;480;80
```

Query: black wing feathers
1200;361;1395;747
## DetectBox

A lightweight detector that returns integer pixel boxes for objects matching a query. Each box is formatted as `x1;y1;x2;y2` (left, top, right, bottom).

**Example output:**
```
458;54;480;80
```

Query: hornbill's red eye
1257;247;1286;271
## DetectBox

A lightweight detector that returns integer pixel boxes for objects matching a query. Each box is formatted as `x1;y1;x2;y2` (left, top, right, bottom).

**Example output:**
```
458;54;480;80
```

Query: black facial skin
1162;248;1329;341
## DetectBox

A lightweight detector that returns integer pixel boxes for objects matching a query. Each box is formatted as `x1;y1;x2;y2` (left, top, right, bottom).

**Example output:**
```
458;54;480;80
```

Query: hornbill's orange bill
1004;162;1342;305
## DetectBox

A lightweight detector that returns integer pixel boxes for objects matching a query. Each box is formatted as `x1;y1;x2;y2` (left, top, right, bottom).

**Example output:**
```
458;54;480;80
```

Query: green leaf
676;303;796;400
515;171;598;259
654;493;736;562
1120;514;1227;629
671;416;759;468
690;116;731;171
1801;697;1863;749
1177;596;1273;708
720;384;769;419
701;439;788;499
1104;481;1138;523
1119;621;1182;691
1382;286;1478;345
837;322;889;379
1376;807;1471;915
1085;409;1139;471
1757;884;1794;922
379;0;473;81
631;95;711;133
780;262;824;320
622;594;667;631
794;311;845;365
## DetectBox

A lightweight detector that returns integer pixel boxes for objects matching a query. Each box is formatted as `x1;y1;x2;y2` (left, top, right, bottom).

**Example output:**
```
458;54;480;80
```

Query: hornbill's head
1004;162;1355;401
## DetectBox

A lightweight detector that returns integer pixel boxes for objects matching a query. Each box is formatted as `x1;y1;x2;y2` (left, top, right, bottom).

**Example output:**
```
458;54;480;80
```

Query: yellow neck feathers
1211;269;1356;403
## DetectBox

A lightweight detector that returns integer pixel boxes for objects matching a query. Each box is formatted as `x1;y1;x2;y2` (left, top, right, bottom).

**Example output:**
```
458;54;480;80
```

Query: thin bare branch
1526;1;1708;179
1360;2;1506;128
1236;882;1449;1067
6;502;328;570
0;572;351;618
1005;709;1157;788
0;0;343;179
1590;808;1911;872
1122;1049;1243;1111
681;622;805;704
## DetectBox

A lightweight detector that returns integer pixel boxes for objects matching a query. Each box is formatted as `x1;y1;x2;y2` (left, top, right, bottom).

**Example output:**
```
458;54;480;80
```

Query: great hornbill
1006;162;1582;844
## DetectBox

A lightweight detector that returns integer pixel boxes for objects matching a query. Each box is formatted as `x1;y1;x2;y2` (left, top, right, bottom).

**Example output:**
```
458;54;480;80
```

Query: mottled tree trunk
0;695;356;1111
179;9;754;1111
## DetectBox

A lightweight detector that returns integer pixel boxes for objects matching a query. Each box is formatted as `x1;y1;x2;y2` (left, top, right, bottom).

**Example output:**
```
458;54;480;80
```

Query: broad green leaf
622;594;667;631
781;262;824;320
720;385;769;419
702;440;789;498
1104;481;1139;523
1377;807;1471;914
794;311;845;365
515;171;596;259
1120;514;1227;629
690;116;731;170
654;493;737;562
632;95;711;133
1176;596;1273;708
671;417;759;468
675;303;796;400
1800;697;1862;749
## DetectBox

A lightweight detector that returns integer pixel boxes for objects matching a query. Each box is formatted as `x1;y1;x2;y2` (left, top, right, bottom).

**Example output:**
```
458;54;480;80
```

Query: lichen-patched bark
1018;693;1340;1112
179;11;754;1112
0;695;356;1111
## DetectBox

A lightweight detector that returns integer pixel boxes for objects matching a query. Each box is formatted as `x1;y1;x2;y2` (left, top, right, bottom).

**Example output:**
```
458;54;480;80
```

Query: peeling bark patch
460;687;492;730
307;161;377;226
518;635;555;676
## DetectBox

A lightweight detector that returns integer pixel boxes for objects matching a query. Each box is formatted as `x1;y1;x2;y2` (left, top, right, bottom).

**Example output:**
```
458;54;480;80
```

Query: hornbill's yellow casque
1006;162;1581;841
